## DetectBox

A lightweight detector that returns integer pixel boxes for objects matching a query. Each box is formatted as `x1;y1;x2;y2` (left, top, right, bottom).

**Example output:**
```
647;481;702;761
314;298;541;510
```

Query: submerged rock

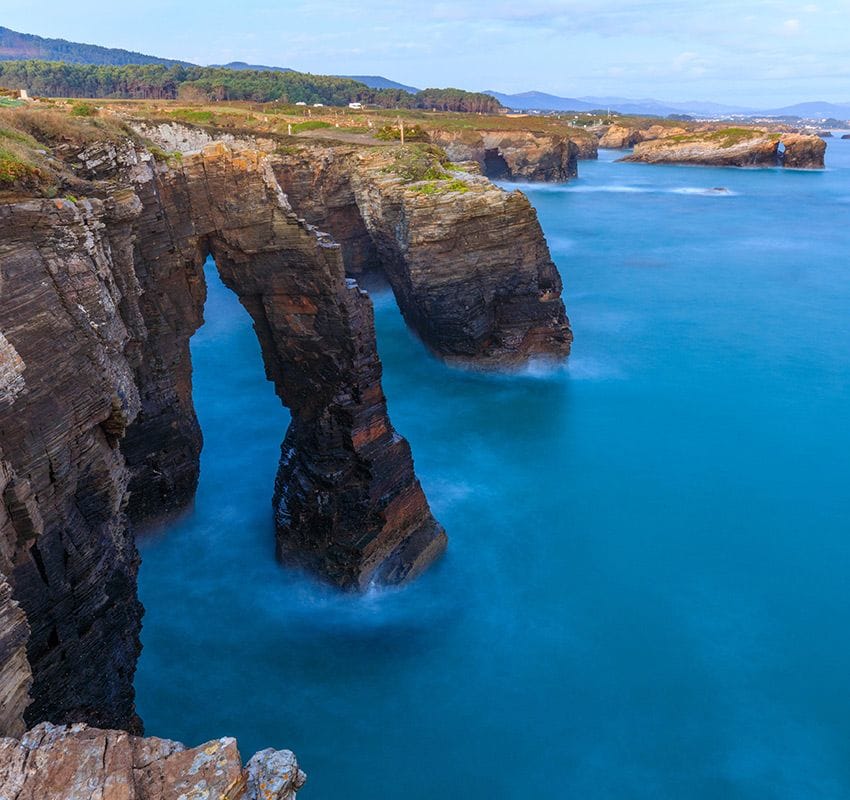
0;722;305;799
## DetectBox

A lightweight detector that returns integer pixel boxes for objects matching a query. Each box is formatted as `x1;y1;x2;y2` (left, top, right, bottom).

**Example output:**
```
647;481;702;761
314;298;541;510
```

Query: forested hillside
0;61;503;111
0;26;186;66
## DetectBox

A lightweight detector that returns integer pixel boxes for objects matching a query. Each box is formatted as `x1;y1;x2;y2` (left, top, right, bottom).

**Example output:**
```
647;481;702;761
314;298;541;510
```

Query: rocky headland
617;127;826;169
596;122;689;150
0;105;571;758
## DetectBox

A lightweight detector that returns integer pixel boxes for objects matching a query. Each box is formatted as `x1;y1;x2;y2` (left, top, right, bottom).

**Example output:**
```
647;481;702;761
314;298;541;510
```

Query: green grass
0;145;40;186
291;120;333;133
70;103;97;117
0;126;41;148
169;109;215;125
412;177;470;195
375;123;429;142
381;144;455;182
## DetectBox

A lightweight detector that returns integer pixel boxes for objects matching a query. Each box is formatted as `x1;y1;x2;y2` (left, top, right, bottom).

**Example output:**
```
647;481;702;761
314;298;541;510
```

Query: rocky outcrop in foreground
621;130;826;168
0;722;305;800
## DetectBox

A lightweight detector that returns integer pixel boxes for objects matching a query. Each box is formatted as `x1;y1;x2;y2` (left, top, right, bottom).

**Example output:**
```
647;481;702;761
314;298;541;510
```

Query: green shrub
70;102;97;117
0;145;40;186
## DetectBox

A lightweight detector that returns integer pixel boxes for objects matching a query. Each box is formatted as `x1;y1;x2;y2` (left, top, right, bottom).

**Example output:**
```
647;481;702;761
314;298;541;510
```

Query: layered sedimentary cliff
427;129;594;181
1;115;571;739
269;144;572;364
621;130;826;168
596;123;687;150
349;152;571;364
0;722;305;800
0;193;145;732
0;572;31;737
780;133;828;169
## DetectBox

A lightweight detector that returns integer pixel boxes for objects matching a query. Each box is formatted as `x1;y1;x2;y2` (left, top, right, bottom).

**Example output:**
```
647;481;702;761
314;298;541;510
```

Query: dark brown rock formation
0;722;305;800
0;139;448;733
0;195;145;732
349;155;572;365
0;122;572;733
270;144;572;364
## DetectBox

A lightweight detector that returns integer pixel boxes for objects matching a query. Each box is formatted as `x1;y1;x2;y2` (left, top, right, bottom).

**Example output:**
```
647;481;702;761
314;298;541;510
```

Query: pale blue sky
3;1;849;105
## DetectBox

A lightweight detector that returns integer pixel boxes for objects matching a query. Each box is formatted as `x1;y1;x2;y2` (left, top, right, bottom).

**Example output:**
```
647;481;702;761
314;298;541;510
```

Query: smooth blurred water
136;141;850;799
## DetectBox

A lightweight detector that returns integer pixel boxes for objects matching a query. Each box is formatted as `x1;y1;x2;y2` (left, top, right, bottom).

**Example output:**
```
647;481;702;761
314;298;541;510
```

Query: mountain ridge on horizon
484;89;850;119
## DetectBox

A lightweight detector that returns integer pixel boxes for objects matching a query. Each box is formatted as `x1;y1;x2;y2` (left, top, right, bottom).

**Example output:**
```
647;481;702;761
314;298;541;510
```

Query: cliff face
271;144;572;364
1;120;572;735
596;123;687;149
622;131;826;168
348;156;572;365
427;129;589;181
0;139;448;733
781;133;828;169
0;722;305;800
106;141;448;590
0;194;145;732
0;572;31;737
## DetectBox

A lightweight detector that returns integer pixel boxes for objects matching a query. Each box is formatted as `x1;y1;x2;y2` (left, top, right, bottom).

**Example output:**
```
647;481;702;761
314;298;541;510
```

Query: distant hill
484;90;598;112
485;91;755;117
339;75;419;93
485;90;850;120
758;101;850;118
212;61;293;73
0;25;189;66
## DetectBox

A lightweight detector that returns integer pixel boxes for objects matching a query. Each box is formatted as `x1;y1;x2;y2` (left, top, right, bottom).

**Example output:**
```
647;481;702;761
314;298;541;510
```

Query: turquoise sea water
135;141;850;799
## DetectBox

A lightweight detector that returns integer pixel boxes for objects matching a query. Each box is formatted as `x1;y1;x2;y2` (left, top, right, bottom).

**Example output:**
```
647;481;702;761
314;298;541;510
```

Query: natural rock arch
122;144;446;590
